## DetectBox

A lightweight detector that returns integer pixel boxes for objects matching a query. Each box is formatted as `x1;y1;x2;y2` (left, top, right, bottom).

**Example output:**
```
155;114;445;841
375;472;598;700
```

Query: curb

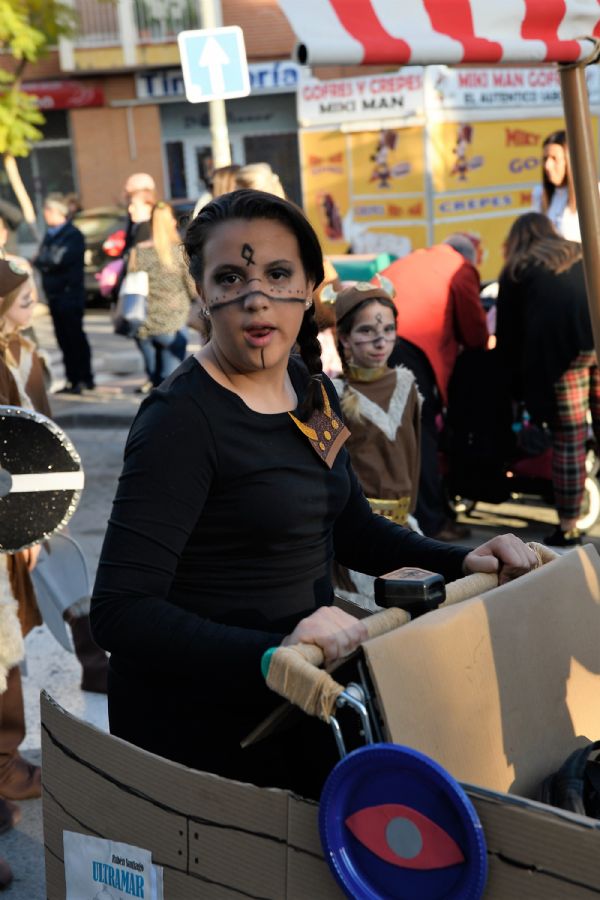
53;411;136;429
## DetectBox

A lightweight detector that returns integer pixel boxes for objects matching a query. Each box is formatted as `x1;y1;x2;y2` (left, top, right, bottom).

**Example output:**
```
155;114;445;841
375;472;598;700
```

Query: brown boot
0;856;13;890
0;668;38;800
0;799;20;835
67;614;108;694
0;754;41;801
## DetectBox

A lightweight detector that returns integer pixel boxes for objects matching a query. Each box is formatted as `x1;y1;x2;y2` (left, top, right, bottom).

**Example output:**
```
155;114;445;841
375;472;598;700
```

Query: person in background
33;193;94;395
132;200;195;392
123;173;156;252
536;130;583;242
65;192;82;218
380;235;489;541
0;260;103;850
0;255;108;677
0;200;24;256
0;504;25;890
496;212;600;547
312;257;343;378
235;162;286;199
192;165;241;219
332;282;422;609
212;164;241;198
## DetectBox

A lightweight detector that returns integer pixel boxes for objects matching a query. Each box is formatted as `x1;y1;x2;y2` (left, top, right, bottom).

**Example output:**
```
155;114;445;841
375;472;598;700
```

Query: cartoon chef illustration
369;130;410;189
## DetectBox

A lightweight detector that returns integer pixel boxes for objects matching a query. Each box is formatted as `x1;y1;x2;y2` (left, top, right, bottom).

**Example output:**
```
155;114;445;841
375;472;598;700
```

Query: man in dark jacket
34;193;94;394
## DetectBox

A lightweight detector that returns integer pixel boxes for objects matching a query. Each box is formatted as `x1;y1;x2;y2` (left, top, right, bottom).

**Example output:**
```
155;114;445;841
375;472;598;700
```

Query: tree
0;0;76;238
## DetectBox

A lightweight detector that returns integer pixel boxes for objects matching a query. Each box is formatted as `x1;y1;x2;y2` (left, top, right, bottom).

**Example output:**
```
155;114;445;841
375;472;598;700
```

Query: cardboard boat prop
42;545;600;898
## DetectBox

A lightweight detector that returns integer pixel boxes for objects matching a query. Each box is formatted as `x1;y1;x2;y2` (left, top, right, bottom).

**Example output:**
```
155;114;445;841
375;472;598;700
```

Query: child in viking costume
0;501;25;889
0;259;108;809
332;282;422;609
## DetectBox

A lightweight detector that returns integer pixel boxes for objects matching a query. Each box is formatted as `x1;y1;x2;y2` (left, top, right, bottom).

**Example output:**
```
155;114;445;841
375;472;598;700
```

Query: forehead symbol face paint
375;313;383;324
241;243;255;266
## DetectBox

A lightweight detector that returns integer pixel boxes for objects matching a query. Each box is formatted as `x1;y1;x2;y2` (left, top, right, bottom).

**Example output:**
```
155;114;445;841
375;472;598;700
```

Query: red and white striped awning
278;0;600;66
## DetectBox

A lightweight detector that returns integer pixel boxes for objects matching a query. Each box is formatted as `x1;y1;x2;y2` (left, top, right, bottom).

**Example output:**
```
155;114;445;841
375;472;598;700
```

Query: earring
202;306;211;318
304;298;312;310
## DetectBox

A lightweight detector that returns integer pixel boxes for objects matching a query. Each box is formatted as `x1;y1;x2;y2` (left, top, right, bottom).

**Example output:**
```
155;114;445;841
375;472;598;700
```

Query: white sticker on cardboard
63;831;164;900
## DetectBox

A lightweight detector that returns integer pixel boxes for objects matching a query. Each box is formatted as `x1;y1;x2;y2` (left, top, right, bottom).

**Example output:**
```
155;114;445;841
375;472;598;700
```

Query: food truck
299;64;600;282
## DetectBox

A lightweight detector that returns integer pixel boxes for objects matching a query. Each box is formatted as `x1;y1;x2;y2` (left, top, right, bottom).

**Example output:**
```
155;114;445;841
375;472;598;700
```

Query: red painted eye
345;803;465;870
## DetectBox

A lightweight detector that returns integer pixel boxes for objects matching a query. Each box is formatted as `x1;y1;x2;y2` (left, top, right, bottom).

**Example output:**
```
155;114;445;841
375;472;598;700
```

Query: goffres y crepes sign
278;0;600;66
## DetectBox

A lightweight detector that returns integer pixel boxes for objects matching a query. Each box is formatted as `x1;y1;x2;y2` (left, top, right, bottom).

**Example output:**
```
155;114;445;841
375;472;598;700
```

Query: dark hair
502;211;582;282
541;129;575;214
184;189;326;420
336;297;397;373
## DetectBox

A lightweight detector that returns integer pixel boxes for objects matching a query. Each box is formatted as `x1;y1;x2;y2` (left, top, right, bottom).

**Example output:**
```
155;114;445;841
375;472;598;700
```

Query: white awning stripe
278;0;600;66
9;472;85;493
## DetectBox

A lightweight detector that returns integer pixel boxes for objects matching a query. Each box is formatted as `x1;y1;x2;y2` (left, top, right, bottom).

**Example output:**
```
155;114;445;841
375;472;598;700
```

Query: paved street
3;306;600;897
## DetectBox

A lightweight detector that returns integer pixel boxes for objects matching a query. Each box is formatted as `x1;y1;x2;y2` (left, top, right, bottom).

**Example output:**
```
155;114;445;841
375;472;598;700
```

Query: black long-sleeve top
496;259;594;423
91;356;468;782
34;221;85;305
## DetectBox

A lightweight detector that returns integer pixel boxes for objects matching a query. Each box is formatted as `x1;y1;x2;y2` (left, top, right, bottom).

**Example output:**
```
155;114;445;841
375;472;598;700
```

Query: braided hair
184;189;326;420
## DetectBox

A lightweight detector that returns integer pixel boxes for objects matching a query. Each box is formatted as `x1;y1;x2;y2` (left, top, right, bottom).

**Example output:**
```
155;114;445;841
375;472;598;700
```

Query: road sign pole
199;0;232;169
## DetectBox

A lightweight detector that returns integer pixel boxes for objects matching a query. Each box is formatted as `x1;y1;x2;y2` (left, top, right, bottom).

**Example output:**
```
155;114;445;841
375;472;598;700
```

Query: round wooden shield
0;405;85;552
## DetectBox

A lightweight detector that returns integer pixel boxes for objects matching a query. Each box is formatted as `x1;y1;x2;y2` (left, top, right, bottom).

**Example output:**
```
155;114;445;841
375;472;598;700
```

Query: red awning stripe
278;0;600;65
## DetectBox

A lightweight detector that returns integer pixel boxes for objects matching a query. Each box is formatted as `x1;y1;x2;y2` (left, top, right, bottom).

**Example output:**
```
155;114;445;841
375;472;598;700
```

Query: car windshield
74;212;125;239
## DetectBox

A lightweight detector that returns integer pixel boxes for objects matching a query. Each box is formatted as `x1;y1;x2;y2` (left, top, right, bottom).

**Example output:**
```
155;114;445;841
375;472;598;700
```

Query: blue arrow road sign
177;26;250;103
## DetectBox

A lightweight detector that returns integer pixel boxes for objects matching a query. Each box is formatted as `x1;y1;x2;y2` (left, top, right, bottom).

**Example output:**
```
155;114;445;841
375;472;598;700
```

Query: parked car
74;200;198;305
72;206;128;305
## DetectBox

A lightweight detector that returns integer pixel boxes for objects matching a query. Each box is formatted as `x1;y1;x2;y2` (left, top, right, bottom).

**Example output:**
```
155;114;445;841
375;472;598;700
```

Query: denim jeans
136;330;187;386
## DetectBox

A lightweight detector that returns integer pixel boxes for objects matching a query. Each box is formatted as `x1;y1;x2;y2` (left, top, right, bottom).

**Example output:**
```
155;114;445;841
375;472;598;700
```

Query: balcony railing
135;0;200;42
72;0;200;48
73;0;120;46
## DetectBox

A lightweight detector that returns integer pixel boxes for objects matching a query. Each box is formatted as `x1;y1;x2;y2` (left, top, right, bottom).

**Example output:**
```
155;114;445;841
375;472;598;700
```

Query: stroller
443;348;600;532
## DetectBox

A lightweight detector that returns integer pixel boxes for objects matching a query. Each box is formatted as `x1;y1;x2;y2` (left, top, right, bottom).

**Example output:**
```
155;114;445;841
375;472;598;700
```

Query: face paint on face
241;243;255;266
206;287;307;313
199;218;315;375
341;301;397;369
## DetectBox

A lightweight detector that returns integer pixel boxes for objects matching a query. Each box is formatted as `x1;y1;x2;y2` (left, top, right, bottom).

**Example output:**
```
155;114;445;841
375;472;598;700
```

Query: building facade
3;0;301;219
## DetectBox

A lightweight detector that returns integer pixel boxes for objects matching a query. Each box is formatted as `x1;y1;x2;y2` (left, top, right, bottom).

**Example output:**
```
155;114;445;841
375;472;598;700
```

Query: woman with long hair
132;200;196;391
496;211;600;545
537;129;581;241
90;189;539;797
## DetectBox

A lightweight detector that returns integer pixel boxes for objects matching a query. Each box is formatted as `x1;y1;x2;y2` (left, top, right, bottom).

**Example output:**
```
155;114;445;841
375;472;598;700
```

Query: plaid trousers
553;351;600;520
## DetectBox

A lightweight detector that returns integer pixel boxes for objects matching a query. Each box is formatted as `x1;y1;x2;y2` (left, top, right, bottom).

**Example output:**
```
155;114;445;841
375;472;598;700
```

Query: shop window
166;141;187;198
0;137;75;245
244;133;301;205
39;111;70;141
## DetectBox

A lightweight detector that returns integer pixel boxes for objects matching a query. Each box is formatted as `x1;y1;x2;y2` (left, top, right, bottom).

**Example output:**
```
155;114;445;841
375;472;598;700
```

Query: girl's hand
281;606;368;666
20;543;41;572
463;534;539;585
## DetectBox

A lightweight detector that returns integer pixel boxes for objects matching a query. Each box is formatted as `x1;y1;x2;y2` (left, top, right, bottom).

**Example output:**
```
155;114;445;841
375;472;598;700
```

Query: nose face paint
206;287;308;312
351;328;397;347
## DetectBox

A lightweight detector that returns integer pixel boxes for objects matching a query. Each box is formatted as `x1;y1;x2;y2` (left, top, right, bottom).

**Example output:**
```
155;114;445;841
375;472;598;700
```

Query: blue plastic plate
319;743;487;900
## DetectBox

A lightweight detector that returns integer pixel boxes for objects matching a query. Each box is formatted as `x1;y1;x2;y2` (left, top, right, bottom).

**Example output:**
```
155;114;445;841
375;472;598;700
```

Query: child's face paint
340;301;396;369
2;278;37;333
198;218;315;374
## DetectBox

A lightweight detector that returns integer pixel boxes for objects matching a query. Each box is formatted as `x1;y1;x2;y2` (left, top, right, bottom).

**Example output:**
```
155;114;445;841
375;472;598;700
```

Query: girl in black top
496;212;599;547
91;190;540;797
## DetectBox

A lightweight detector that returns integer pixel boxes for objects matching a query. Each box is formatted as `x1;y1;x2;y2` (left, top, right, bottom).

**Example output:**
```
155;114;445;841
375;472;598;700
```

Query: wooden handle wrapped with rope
264;541;557;722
